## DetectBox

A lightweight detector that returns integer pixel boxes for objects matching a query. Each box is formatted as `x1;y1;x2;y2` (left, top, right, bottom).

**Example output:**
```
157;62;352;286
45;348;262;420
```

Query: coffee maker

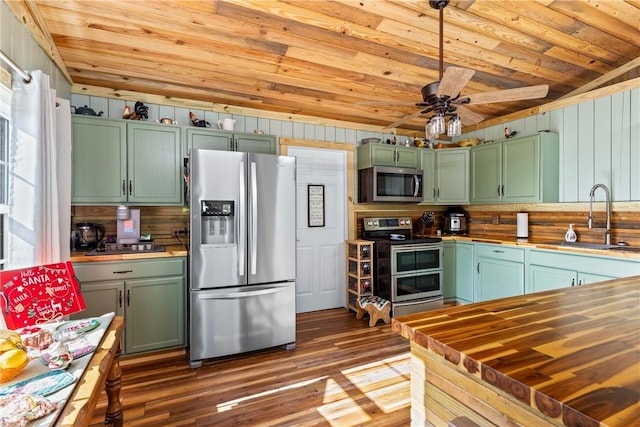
116;206;141;244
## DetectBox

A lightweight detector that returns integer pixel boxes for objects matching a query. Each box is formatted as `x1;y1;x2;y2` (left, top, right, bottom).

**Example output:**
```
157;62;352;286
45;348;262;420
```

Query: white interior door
289;147;346;313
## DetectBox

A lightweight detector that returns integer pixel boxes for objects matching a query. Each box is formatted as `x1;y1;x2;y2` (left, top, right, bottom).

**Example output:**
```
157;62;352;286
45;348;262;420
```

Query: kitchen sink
541;241;638;252
608;246;640;253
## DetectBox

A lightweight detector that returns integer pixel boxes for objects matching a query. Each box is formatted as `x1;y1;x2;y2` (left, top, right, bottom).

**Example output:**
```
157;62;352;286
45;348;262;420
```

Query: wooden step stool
356;296;391;327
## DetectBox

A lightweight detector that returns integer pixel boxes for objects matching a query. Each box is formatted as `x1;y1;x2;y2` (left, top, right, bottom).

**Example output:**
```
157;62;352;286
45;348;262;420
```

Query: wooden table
54;315;125;426
392;276;640;427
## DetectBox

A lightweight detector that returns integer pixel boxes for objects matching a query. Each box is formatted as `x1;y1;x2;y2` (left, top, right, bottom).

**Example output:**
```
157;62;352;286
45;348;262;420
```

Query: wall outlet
172;228;188;237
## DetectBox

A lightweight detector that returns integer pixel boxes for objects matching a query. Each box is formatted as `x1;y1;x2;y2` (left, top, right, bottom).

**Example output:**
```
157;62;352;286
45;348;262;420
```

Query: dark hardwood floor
89;309;411;426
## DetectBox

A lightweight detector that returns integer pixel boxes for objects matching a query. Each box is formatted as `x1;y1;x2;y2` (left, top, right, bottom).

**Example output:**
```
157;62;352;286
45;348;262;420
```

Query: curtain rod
0;50;32;83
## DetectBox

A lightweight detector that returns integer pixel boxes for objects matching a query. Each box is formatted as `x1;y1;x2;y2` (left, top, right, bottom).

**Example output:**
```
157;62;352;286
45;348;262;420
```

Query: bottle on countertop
565;224;577;243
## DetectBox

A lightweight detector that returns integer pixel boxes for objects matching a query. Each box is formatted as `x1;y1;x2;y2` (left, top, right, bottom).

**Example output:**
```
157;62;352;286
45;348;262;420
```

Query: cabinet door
502;135;540;202
71;281;125;320
476;258;524;301
470;143;502;203
188;128;231;151
577;272;615;286
235;133;277;154
529;265;577;293
127;123;182;204
370;144;398;167
442;242;456;300
420;150;437;203
72;117;127;204
125;276;185;354
436;149;470;203
455;242;474;303
394;146;420;168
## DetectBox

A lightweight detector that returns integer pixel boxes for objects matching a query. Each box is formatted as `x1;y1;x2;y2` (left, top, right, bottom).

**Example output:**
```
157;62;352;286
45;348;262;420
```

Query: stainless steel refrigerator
189;149;296;367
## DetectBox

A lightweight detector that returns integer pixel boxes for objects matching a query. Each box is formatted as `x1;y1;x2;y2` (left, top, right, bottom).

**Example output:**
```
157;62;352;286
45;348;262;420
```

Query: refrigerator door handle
250;161;258;275
196;286;288;300
238;161;246;276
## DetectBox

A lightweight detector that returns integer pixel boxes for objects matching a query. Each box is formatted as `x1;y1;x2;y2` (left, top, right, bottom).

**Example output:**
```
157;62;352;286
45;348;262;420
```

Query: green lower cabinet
529;265;578;292
72;258;186;355
527;249;638;294
72;281;125;320
442;242;456;300
455;242;475;303
442;241;475;303
475;244;525;302
125;276;185;354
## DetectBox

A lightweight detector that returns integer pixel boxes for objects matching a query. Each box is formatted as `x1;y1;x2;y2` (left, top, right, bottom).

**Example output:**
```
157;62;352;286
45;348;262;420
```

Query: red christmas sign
0;261;86;329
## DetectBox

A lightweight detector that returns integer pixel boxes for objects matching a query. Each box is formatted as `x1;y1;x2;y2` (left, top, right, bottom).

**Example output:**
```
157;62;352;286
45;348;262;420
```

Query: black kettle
71;105;104;116
74;223;106;250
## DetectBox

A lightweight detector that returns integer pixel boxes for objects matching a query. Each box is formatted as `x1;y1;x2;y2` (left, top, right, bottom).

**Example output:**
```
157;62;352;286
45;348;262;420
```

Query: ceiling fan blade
356;101;422;106
455;105;484;125
467;85;549;105
384;110;428;129
436;67;475;98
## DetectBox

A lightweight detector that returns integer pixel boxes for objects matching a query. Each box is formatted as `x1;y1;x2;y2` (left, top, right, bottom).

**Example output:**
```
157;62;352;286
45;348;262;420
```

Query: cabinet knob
128;180;132;195
122;180;126;196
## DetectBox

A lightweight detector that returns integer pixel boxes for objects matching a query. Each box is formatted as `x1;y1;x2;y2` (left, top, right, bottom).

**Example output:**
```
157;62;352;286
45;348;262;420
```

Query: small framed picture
307;184;325;227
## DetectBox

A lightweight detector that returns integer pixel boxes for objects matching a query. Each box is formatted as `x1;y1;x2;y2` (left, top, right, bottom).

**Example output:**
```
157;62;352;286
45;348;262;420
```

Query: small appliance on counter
84;206;166;256
442;206;468;235
73;222;105;250
116;207;141;244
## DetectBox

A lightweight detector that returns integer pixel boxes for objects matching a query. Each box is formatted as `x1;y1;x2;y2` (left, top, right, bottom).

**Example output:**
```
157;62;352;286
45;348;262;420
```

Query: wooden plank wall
71;206;189;246
355;206;640;246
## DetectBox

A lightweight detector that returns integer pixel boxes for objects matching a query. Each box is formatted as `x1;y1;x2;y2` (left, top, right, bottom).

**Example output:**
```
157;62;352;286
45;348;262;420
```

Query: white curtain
8;70;71;268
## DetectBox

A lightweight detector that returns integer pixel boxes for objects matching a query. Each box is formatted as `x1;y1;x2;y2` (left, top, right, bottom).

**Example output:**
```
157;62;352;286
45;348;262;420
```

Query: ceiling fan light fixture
447;114;462;137
430;114;445;136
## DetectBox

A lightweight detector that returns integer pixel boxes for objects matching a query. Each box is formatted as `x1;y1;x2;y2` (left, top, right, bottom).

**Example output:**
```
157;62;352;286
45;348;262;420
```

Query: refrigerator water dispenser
200;200;234;244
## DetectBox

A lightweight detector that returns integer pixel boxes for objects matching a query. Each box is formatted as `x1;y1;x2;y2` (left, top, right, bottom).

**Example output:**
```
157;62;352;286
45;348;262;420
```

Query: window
0;84;10;271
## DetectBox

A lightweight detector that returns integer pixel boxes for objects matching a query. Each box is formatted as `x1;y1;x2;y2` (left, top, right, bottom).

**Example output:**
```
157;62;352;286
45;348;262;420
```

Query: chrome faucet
588;183;611;245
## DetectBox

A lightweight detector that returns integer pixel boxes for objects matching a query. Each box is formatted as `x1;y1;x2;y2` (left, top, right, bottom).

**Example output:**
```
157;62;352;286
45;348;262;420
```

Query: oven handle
412;174;420;197
391;243;442;252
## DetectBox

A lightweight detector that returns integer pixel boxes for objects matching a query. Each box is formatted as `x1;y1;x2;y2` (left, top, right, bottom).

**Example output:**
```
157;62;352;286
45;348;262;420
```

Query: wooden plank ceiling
30;0;640;131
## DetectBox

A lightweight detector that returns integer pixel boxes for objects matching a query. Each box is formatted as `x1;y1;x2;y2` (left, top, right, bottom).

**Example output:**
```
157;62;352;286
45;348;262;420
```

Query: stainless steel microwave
358;166;423;203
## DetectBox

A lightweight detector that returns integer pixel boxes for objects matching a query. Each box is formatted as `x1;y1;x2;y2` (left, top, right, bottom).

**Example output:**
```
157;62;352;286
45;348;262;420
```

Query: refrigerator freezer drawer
189;282;296;363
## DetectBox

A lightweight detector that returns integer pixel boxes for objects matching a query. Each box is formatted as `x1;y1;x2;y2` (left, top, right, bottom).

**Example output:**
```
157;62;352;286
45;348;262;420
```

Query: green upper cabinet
421;150;436;203
72;116;182;205
357;144;421;169
187;128;277;154
469;143;501;203
471;133;559;203
420;147;470;204
72;116;127;204
127;122;182;204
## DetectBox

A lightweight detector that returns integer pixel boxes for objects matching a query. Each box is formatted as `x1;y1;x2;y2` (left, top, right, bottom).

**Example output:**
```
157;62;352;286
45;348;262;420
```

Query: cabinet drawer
476;244;524;263
73;258;185;282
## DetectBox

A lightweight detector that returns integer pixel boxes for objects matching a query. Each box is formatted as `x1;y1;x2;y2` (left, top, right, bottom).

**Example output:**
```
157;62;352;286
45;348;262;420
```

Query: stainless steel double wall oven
362;217;443;316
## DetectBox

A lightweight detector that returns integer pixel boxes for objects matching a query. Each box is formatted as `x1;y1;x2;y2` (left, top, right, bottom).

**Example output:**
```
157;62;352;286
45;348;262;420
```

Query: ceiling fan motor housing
429;0;450;9
421;82;456;115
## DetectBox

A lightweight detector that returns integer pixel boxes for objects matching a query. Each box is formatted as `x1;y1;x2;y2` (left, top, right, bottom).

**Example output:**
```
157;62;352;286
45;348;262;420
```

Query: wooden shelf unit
346;240;374;312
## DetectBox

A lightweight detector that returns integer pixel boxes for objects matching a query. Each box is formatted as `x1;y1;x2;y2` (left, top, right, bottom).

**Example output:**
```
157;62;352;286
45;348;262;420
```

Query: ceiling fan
359;0;549;135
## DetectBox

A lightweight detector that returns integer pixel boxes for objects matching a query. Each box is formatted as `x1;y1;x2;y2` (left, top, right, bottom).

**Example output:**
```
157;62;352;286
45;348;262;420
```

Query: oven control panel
363;217;412;231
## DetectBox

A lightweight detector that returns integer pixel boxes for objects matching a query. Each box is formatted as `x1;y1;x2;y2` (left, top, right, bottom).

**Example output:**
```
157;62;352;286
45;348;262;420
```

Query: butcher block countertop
431;235;640;260
392;276;640;427
69;244;188;263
